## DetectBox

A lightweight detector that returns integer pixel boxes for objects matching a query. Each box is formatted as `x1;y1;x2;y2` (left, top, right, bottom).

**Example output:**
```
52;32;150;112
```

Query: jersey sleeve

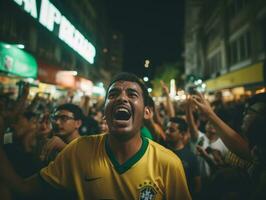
40;138;79;190
165;154;192;200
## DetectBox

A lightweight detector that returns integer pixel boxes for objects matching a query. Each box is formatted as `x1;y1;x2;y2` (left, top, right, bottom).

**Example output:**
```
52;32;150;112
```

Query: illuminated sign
0;42;37;78
12;0;96;64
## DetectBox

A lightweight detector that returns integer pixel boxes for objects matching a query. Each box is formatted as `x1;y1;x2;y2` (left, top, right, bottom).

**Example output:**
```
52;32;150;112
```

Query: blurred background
0;0;265;103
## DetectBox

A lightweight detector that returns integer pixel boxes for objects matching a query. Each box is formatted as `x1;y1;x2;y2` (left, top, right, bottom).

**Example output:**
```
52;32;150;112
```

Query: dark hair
54;103;84;120
246;92;266;114
192;111;199;122
169;117;188;133
147;95;155;108
23;111;38;120
105;72;149;106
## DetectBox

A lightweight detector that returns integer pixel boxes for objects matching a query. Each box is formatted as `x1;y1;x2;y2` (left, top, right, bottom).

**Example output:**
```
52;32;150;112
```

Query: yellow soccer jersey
40;133;191;200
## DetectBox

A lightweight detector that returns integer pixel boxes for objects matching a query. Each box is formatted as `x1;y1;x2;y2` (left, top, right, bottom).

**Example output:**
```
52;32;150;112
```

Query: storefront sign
12;0;96;64
0;42;37;78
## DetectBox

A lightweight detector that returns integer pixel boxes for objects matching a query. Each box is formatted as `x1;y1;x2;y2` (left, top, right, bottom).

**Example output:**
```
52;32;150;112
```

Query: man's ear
75;119;82;129
144;106;151;120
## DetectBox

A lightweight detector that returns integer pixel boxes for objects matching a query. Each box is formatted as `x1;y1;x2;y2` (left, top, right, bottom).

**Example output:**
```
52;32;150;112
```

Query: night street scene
0;0;266;199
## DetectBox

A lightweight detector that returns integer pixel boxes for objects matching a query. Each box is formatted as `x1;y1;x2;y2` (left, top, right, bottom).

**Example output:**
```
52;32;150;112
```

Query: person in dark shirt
4;111;40;177
165;117;201;197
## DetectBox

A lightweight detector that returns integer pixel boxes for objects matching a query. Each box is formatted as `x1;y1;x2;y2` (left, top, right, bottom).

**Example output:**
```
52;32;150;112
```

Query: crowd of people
0;72;265;199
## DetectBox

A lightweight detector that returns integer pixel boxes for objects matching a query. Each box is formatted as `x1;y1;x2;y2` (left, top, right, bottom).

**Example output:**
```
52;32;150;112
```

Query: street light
143;76;149;82
17;44;25;49
144;59;150;68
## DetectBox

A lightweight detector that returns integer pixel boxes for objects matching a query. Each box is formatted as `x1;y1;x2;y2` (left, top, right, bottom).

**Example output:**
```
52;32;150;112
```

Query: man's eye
129;92;138;98
169;128;176;132
108;93;116;98
61;116;68;121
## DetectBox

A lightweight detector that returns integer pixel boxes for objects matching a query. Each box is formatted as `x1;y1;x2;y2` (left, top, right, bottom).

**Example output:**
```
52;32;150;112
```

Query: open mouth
114;108;131;121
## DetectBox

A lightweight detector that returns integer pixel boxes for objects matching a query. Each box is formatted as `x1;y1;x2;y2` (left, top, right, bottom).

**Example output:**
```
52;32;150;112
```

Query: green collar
105;135;149;174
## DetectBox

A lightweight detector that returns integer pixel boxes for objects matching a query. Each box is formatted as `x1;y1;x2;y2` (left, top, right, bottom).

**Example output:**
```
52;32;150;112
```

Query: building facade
0;0;123;96
185;0;266;97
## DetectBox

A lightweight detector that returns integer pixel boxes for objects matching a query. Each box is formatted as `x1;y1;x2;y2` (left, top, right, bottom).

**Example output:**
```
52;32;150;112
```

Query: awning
0;42;37;78
205;62;265;91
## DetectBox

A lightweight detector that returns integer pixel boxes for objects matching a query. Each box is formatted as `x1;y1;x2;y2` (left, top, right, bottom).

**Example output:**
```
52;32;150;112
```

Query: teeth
117;108;129;112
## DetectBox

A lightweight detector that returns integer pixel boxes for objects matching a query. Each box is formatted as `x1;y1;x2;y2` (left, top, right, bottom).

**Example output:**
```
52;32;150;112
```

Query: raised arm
144;103;166;142
6;83;30;123
0;101;74;198
191;93;252;161
185;99;199;141
161;80;175;118
0;113;46;197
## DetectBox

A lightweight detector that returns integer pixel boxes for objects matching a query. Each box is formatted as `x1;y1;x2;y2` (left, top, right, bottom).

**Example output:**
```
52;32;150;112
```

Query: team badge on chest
138;181;158;200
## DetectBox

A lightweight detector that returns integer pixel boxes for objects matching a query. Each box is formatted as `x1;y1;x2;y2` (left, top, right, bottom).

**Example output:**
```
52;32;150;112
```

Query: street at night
0;0;266;199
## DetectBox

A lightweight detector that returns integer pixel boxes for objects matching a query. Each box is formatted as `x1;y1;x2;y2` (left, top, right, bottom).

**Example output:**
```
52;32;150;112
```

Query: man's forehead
54;109;74;116
168;122;178;128
108;81;142;92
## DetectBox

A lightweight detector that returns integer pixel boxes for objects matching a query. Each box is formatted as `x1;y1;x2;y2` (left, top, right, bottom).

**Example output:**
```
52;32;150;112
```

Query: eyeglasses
50;115;75;123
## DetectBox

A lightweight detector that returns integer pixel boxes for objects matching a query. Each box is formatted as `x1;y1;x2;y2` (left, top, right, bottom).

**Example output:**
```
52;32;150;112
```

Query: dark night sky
105;0;185;79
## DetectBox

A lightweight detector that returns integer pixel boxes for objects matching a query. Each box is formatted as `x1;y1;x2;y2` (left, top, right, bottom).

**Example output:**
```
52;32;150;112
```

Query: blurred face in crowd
99;118;109;133
241;102;266;155
104;81;149;141
12;114;38;139
165;122;183;144
38;113;52;137
51;109;81;138
205;121;216;139
241;102;264;137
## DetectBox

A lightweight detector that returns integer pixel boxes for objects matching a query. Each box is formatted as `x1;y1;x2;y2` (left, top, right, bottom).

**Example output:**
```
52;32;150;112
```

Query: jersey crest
139;185;157;200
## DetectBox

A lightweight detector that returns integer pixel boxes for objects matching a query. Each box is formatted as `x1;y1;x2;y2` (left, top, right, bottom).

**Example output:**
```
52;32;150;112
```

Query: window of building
229;30;251;65
229;0;250;19
259;18;266;54
207;50;222;76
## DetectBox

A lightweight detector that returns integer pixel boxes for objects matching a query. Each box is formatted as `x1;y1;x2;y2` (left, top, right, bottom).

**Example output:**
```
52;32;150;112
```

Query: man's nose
53;118;62;125
117;91;129;102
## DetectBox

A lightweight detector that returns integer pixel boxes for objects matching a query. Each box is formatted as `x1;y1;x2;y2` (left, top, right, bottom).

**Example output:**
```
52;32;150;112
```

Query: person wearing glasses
40;103;84;163
0;73;191;199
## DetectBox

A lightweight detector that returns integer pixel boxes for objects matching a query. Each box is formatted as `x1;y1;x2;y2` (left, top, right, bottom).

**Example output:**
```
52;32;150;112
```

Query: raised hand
40;136;66;162
190;92;214;117
160;80;169;96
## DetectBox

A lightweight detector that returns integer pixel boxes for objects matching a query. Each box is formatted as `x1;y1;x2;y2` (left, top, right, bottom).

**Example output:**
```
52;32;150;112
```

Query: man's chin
55;132;67;137
109;129;134;142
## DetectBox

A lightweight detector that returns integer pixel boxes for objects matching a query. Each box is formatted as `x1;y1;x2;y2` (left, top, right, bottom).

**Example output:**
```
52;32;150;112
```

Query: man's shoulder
148;140;182;163
76;133;107;145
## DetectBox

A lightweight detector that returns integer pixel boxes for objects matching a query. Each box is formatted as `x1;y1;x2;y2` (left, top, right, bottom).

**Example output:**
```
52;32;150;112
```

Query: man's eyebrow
108;87;120;93
127;88;141;94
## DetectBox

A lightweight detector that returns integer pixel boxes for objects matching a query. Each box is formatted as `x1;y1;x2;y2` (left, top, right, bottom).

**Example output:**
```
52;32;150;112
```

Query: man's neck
65;131;80;144
108;134;142;165
170;141;184;150
208;134;219;143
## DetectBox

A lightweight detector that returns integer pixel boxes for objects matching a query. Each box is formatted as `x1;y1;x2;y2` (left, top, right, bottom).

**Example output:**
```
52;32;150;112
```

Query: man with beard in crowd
0;72;191;200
